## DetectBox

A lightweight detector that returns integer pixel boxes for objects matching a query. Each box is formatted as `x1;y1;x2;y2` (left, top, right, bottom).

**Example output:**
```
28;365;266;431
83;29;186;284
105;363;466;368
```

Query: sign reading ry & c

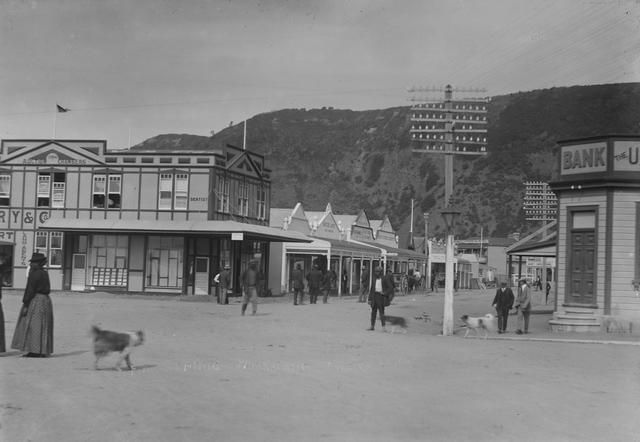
560;142;607;175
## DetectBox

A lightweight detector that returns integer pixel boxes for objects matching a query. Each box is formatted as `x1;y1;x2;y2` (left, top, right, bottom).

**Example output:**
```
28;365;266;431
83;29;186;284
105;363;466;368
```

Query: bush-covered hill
131;83;640;239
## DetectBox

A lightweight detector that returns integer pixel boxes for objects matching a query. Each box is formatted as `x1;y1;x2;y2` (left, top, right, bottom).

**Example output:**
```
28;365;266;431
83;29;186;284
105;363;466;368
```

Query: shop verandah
39;218;310;295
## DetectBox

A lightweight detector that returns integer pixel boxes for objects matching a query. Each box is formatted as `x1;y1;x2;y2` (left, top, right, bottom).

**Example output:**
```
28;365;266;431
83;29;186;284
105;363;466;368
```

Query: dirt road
1;289;638;442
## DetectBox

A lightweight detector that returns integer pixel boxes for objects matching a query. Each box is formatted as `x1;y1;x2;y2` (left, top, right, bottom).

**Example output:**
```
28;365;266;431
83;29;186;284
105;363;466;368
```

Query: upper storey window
159;173;188;210
37;172;66;208
93;174;122;209
0;174;10;206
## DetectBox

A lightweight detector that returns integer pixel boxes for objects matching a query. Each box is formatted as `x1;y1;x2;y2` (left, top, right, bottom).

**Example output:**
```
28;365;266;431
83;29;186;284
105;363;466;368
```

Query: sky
1;0;639;149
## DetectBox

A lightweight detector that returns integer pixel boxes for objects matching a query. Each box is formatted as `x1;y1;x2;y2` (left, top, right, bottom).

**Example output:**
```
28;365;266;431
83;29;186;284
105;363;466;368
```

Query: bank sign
613;141;640;171
560;142;607;175
560;140;640;176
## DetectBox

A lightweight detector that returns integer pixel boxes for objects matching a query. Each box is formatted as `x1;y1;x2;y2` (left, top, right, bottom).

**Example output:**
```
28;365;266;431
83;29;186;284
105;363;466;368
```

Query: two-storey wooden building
0;139;307;295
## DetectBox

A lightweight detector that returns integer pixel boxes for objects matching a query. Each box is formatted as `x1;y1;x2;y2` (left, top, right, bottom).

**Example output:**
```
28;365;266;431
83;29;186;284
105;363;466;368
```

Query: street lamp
440;207;461;336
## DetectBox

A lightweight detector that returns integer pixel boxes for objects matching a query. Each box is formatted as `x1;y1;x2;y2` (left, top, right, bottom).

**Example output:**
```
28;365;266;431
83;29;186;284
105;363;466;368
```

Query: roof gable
0;140;106;166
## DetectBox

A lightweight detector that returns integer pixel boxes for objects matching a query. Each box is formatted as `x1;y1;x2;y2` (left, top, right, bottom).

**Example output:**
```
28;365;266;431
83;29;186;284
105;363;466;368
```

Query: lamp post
440;207;461;336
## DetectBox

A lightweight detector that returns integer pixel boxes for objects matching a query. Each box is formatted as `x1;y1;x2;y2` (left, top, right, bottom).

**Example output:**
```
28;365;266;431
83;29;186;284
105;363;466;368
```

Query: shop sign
560;142;607;175
613;141;640;172
231;232;243;241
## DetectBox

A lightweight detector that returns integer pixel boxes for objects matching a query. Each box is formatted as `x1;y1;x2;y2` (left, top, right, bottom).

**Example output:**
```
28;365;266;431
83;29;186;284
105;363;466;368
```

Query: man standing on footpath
492;281;514;333
359;265;369;303
514;279;532;334
291;264;305;305
306;264;323;304
240;261;259;316
216;264;232;305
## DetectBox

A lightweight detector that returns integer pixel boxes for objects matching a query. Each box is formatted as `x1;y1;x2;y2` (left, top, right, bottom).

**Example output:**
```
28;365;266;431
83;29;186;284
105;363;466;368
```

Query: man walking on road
367;266;395;332
492;282;514;333
241;261;259;316
291;264;305;305
306;264;323;304
514;279;532;334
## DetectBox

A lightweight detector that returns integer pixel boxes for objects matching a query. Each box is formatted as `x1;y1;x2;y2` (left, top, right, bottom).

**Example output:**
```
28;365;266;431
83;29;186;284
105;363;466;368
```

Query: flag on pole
56;104;69;113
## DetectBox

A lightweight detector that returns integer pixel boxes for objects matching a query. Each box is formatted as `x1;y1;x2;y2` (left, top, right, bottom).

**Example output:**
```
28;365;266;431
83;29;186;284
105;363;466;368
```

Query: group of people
0;252;55;357
213;261;265;316
492;279;532;335
290;264;333;305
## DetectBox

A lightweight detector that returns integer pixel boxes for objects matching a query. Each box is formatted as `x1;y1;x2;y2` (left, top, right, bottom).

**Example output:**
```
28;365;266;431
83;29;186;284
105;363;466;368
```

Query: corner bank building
0;139;308;295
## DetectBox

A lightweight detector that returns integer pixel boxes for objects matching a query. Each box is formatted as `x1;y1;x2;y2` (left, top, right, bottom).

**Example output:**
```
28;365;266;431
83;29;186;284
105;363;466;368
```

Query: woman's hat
29;252;47;263
224;264;230;269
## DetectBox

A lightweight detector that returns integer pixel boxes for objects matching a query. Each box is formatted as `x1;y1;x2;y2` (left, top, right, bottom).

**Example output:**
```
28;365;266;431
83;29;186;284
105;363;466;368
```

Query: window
159;173;188;211
256;187;266;220
159;174;173;210
0;174;10;206
34;231;63;267
175;173;188;210
237;182;248;216
37;172;66;208
217;176;229;213
93;174;122;209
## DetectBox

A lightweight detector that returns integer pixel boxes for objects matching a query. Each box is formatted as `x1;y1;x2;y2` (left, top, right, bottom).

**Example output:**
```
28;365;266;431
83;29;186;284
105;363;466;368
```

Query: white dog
460;314;496;339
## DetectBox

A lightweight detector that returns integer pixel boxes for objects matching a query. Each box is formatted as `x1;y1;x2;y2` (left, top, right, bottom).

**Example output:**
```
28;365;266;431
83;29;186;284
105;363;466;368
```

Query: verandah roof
39;218;312;243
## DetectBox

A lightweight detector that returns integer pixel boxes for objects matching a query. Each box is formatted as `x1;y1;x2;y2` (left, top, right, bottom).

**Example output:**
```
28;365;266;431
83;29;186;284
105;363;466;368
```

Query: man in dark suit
367;266;395;332
492;281;514;333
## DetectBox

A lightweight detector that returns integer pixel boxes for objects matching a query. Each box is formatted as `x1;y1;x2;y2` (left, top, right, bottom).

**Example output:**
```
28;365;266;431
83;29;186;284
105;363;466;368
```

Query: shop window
93;174;122;209
0;174;10;206
34;231;63;267
37;172;66;208
89;234;129;287
146;236;184;288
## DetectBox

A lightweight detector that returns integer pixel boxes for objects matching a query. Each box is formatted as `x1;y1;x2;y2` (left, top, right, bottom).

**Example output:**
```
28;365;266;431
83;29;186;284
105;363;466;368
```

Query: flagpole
53;109;57;139
243;120;247;150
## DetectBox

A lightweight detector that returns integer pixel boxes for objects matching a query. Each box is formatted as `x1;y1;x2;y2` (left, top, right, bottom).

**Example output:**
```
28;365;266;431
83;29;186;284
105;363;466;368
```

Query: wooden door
567;231;596;305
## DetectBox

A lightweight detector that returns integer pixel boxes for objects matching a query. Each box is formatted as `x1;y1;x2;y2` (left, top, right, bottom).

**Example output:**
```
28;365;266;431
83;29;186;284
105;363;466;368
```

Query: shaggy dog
460;314;496;339
91;325;145;370
384;315;408;334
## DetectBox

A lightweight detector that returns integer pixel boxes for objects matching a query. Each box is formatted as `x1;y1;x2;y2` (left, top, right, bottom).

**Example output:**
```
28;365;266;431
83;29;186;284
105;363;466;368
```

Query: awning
39;218;312;243
352;240;428;261
507;238;556;257
283;236;381;257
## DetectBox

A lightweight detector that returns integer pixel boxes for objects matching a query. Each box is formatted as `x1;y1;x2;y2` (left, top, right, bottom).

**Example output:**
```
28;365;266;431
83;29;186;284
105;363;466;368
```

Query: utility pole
409;84;488;336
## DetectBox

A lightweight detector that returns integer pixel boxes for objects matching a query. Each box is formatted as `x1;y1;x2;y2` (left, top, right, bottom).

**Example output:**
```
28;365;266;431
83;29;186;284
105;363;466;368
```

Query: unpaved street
1;289;639;442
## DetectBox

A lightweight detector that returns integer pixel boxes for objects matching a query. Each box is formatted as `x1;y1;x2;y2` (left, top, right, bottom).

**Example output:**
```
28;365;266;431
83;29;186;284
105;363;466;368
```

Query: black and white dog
91;325;145;370
460;314;496;339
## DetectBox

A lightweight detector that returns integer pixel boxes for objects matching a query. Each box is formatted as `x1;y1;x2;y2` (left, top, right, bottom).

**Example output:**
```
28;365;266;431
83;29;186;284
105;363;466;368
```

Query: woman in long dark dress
11;252;53;357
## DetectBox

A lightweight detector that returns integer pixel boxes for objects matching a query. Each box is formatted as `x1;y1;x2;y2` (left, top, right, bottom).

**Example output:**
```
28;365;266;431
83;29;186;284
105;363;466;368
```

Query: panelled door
567;230;596;305
194;257;210;295
71;253;87;291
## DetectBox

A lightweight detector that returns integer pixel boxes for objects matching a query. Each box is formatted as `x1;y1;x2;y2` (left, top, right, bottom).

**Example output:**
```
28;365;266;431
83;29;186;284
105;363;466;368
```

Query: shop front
41;218;309;295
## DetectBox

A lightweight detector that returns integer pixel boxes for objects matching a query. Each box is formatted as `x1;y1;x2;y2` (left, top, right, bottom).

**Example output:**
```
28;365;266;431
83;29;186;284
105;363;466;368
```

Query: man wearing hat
240;260;259;315
11;252;53;357
217;264;232;305
492;281;515;334
514;279;532;334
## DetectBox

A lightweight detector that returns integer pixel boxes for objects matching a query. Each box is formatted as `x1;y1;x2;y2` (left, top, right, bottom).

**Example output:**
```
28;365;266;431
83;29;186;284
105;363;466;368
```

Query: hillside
131;83;640;239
